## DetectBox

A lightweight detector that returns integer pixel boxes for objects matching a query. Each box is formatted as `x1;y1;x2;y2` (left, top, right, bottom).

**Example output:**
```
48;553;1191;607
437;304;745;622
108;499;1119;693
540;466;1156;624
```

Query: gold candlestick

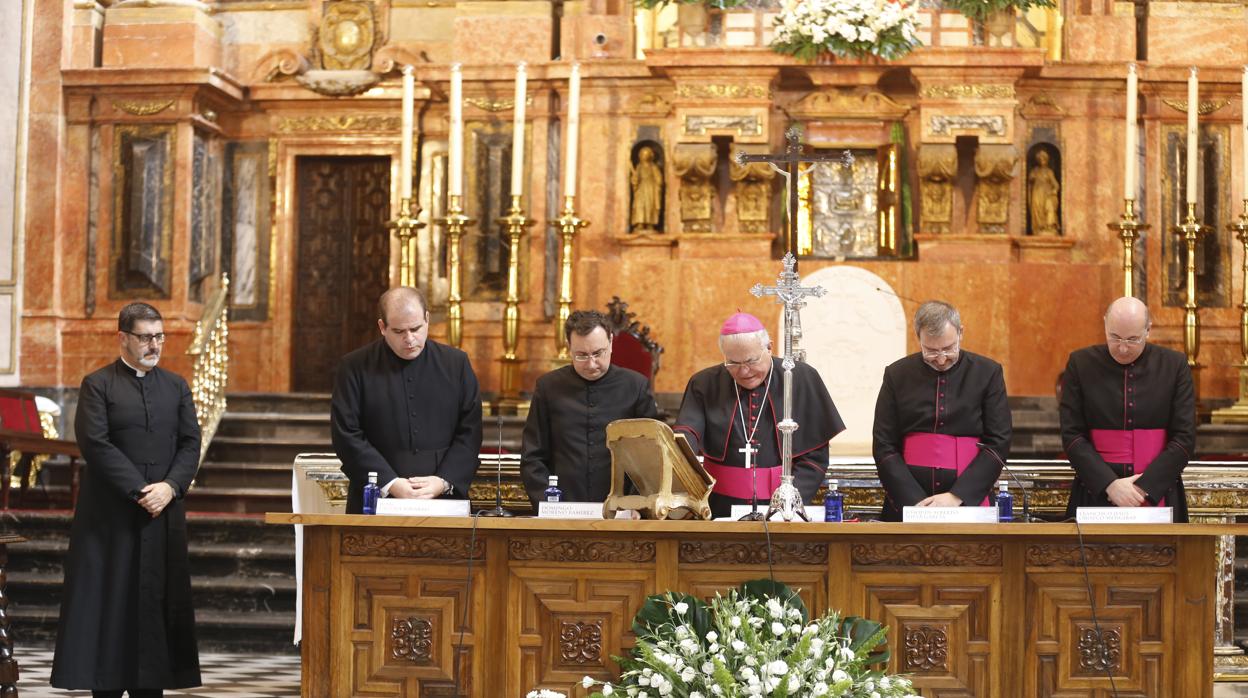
1175;202;1211;370
1211;200;1248;423
553;195;589;363
1108;198;1150;297
495;195;534;413
436;194;474;348
386;197;425;287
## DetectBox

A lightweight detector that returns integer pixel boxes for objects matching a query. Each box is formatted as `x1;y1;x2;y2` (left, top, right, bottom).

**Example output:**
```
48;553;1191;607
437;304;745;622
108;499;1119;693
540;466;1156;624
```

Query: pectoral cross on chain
738;440;758;470
734;125;844;265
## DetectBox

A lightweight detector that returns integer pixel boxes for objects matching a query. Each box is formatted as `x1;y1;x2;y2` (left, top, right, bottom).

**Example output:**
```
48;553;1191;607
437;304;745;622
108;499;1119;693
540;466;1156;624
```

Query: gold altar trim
111;99;176;116
674;84;771;100
920;84;1016;100
788;90;909;121
465;96;533;113
1162;99;1230;116
275;115;401;133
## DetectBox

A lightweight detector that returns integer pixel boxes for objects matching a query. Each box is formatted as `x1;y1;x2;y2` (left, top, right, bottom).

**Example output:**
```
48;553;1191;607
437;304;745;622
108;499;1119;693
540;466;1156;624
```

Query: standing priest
872;300;1012;521
1060;296;1195;521
520;309;659;507
331;287;483;514
675;312;845;518
52;302;202;696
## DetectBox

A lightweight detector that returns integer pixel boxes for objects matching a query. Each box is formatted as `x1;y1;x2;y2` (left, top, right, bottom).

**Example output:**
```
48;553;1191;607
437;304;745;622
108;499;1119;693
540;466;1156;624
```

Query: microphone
479;413;513;517
976;442;1031;523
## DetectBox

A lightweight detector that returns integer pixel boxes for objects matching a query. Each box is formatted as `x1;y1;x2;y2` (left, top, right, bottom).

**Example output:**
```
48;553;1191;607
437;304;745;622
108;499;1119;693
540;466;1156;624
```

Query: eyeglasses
572;348;609;362
920;344;959;360
724;356;767;370
1107;334;1147;346
124;331;166;345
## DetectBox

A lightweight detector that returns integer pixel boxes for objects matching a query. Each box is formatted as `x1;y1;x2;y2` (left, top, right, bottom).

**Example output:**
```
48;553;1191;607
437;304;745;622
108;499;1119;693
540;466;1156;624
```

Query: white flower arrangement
584;580;919;698
771;0;921;61
526;690;567;698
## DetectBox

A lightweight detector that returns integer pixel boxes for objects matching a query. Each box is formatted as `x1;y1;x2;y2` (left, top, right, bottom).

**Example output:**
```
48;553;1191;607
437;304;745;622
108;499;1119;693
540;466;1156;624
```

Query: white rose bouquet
584;579;919;697
771;0;921;61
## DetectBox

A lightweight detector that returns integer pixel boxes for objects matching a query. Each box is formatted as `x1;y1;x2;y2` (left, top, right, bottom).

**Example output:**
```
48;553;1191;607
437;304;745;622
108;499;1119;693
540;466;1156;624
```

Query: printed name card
538;502;606;519
375;498;471;517
1076;507;1174;524
902;506;1000;524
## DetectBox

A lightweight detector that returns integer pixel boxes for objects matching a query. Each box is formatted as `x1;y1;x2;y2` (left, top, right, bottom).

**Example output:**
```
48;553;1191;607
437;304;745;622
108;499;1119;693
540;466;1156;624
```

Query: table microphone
976;442;1031;523
479;413;513;517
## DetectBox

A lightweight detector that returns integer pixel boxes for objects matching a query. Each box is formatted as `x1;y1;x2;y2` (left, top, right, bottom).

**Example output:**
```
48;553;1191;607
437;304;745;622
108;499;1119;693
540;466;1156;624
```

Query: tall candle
510;62;527;199
400;65;414;201
449;63;463;198
564;63;581;199
1187;66;1199;206
1124;63;1138;201
1242;65;1247;202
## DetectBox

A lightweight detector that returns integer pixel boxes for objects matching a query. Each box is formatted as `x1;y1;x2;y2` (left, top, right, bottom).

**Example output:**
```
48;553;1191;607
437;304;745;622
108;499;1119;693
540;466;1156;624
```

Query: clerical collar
120;356;148;378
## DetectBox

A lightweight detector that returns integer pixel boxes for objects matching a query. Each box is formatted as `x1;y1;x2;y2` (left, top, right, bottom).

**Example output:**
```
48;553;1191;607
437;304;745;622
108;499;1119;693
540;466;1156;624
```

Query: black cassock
675;358;845;518
520;364;659;507
331;338;483;513
52;360;202;690
1060;343;1195;522
872;351;1012;521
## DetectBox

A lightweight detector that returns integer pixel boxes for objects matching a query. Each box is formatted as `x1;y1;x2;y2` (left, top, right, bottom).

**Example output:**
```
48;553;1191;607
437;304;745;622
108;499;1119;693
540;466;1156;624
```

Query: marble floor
16;648;300;698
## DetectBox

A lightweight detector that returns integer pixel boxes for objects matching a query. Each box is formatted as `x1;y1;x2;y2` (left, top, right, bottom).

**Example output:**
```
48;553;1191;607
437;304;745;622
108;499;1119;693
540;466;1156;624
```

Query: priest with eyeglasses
520;310;659;508
1060;296;1195;521
872;300;1012;521
674;312;845;518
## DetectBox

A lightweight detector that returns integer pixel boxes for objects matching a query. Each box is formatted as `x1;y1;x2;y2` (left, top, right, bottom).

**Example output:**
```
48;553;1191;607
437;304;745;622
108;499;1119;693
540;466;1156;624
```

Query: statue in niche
630;145;664;232
1028;148;1060;235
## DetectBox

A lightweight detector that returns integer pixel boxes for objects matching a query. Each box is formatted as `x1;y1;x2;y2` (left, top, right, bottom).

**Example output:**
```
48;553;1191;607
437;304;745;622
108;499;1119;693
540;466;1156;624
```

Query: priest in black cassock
675;312;844;518
520;310;659;507
1060;296;1194;521
52;302;202;696
872;301;1012;521
331;287;483;514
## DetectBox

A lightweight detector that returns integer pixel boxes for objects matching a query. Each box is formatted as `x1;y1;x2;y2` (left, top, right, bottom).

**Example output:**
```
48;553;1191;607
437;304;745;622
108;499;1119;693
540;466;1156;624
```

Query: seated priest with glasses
521;310;659;508
674;312;845;518
1060;296;1195;521
872;301;1012;521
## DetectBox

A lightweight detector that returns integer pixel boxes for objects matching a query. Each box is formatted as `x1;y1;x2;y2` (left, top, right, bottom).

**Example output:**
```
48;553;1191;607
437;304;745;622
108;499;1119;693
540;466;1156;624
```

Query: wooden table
269;514;1246;697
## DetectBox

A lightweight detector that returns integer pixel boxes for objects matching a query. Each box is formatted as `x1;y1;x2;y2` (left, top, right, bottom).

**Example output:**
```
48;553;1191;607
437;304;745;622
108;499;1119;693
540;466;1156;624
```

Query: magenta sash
1090;428;1167;506
705;461;782;501
902;433;988;506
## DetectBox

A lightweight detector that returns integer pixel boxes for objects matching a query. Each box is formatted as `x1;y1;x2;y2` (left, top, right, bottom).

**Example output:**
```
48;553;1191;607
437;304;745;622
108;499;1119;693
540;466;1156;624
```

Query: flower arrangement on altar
578;579;918;698
770;0;921;61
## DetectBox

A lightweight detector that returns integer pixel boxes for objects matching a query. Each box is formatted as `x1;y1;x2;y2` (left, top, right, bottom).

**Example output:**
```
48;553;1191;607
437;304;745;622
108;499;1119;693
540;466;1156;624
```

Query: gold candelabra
386;197;425;287
1175;202;1211;370
553;195;589;363
1211;200;1248;423
1108;198;1150;297
436;194;474;348
495;195;534;413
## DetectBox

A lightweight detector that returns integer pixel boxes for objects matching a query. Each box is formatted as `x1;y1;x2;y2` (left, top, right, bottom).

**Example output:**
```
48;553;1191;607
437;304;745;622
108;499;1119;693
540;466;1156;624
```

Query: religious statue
917;145;956;234
729;152;773;234
629;146;663;233
974;144;1018;234
673;144;717;233
1028;149;1060;236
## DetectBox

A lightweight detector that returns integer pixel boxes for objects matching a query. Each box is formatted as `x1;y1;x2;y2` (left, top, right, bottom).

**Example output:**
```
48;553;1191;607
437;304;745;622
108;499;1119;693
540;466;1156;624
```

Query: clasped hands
387;475;448;500
136;481;175;518
1106;474;1148;507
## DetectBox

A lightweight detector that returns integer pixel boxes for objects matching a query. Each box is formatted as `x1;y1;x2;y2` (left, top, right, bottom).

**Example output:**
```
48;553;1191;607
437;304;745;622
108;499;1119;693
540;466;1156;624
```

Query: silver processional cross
750;252;826;522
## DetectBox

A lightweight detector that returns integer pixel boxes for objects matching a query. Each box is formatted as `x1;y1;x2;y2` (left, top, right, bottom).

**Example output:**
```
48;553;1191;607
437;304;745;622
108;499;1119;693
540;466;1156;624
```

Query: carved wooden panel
676;569;827;619
1025;544;1175;568
342;533;484;560
508;537;655;563
678;540;828;565
338;562;484;696
292;156;391;392
1026;572;1169;697
852;543;1002;567
508;566;655;696
854;573;999;697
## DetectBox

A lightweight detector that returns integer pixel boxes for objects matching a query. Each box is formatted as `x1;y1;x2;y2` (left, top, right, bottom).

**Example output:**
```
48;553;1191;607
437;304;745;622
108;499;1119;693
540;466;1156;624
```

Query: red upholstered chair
605;296;664;388
0;389;81;509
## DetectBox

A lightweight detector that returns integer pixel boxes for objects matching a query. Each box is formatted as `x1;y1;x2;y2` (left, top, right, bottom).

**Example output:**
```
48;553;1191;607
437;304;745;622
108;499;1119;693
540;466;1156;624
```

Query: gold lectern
604;418;715;520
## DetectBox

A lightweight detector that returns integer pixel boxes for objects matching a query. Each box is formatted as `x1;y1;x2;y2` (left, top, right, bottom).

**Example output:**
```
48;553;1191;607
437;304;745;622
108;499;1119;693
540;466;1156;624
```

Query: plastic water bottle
362;471;380;515
823;478;844;522
996;480;1013;523
544;475;563;503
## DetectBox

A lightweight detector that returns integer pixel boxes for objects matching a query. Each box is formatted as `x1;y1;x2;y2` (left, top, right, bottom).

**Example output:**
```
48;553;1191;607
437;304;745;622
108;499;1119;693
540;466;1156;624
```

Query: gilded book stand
604;418;715;520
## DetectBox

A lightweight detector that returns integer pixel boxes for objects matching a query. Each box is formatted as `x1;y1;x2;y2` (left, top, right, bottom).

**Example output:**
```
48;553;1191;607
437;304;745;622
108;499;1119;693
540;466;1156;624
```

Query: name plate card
538;502;605;519
1076;507;1174;524
375;498;471;517
903;506;1000;524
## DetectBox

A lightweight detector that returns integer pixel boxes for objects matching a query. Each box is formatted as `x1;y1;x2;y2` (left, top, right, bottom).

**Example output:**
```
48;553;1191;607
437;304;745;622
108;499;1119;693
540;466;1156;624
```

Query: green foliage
940;0;1056;24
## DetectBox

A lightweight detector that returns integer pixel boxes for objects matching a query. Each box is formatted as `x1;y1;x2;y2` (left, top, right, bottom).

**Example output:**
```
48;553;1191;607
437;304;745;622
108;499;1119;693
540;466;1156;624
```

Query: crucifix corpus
751;252;826;522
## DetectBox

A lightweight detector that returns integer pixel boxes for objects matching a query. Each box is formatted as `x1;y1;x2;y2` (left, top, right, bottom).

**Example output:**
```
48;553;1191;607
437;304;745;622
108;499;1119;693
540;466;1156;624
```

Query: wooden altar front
269;514;1241;697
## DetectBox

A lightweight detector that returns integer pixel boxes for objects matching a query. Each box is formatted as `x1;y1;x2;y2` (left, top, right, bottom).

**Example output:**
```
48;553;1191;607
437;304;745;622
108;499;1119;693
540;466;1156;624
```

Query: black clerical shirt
331;338;483;513
1060;343;1194;521
872;350;1012;519
520;364;658;507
